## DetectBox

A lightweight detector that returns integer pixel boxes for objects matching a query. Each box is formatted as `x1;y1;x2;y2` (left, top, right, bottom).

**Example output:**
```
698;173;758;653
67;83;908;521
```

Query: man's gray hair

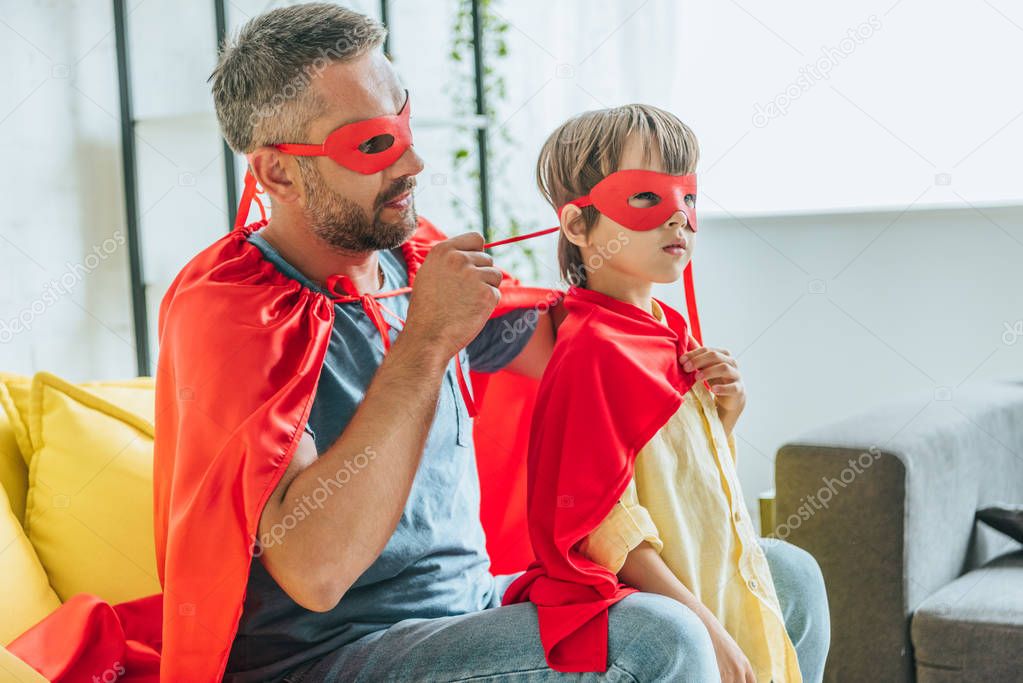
210;3;387;153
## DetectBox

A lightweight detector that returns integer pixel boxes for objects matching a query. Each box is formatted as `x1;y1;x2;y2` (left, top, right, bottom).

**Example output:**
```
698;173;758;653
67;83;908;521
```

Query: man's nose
393;144;425;177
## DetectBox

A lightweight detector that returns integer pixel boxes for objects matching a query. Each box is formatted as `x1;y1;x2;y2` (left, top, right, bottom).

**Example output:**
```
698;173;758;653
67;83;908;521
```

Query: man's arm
470;296;567;380
256;232;503;612
502;310;555;379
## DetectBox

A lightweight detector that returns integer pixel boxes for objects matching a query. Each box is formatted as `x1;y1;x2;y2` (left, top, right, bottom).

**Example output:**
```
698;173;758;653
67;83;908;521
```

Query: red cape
8;217;552;682
500;286;701;673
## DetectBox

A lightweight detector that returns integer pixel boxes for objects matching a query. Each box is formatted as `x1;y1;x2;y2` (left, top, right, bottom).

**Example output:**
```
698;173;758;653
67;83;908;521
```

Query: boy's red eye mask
273;89;412;174
560;169;698;232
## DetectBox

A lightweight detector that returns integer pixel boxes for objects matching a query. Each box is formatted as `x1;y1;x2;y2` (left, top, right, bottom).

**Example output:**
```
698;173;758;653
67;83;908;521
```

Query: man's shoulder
160;224;320;337
170;225;261;290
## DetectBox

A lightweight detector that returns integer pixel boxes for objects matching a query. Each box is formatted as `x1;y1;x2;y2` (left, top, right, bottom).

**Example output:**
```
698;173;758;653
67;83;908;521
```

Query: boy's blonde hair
536;104;700;287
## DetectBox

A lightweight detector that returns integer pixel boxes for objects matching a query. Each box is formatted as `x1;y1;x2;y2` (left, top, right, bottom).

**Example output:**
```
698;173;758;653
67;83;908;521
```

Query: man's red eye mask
274;89;412;174
560;169;698;232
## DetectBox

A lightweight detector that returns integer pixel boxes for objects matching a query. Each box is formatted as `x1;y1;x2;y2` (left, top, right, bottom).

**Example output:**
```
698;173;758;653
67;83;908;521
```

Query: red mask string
482;226;560;248
481;223;703;349
235;170;703;418
235;170;267;231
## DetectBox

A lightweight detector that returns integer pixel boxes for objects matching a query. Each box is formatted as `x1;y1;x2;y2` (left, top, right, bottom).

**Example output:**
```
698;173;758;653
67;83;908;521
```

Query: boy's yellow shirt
577;299;802;683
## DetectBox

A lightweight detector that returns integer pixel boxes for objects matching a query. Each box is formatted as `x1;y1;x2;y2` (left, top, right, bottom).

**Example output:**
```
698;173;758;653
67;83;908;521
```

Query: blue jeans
283;538;830;682
759;537;831;683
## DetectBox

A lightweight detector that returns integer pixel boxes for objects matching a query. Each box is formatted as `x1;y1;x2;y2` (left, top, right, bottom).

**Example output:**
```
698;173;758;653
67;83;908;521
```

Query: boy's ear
559;204;589;248
248;147;302;205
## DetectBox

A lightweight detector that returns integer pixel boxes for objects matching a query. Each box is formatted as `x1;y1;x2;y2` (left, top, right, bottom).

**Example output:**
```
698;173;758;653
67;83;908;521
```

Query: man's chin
377;207;418;248
308;201;418;252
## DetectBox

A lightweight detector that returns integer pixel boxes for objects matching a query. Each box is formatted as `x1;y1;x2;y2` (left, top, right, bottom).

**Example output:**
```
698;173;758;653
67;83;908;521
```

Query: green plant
447;0;542;282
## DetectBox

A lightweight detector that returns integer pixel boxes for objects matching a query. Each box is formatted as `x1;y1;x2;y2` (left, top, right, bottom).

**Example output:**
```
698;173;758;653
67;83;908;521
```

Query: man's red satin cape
7;217;553;682
500;286;701;673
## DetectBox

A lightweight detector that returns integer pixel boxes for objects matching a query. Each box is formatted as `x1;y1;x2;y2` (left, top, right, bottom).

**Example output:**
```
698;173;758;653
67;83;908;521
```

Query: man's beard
298;160;417;252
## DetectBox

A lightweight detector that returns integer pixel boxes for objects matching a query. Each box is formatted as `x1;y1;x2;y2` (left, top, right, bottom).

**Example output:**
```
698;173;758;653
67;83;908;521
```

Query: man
160;4;722;681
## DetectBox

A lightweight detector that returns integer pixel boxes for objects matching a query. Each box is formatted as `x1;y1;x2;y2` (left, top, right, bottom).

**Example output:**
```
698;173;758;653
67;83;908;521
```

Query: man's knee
608;592;719;682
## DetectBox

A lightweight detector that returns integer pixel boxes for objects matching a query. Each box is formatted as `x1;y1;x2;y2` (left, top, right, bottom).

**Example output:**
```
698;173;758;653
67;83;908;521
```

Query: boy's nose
666;209;688;229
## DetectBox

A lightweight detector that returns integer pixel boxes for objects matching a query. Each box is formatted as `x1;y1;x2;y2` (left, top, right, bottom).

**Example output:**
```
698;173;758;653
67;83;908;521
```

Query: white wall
473;0;1023;519
2;0;1021;522
667;205;1023;518
0;0;135;381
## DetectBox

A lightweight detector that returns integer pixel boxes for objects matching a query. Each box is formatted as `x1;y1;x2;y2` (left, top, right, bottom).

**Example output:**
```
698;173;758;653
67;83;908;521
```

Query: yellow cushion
0;374;32;463
1;373;155;462
0;478;60;646
0;375;30;524
79;377;156;425
0;373;154;525
0;644;48;682
24;372;159;604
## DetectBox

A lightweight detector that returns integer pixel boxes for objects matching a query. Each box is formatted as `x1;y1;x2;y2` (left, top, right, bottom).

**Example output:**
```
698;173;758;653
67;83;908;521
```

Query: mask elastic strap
483;226;560;249
683;262;702;347
234;169;267;231
488;222;703;348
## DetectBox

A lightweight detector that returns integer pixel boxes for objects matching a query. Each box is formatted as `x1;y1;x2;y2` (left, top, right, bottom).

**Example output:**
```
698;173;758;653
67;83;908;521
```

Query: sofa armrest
775;381;1023;683
758;489;776;537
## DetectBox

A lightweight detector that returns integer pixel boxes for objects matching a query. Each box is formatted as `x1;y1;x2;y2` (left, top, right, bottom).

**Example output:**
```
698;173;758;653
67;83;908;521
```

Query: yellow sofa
0;372;158;682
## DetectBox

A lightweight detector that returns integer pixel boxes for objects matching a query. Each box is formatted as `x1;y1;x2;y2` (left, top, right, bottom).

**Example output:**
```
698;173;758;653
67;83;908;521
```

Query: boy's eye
358;134;395;154
685;194;696;208
628;191;661;208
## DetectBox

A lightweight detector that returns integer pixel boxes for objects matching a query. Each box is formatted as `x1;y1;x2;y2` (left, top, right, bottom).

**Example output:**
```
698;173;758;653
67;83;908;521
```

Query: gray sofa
774;379;1023;682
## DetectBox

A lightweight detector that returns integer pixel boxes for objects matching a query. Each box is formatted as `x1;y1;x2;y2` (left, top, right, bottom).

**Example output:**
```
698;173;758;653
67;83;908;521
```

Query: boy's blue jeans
284;537;830;682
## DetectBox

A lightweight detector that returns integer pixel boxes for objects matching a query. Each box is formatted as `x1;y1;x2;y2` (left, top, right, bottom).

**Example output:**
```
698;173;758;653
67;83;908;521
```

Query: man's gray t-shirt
225;229;537;681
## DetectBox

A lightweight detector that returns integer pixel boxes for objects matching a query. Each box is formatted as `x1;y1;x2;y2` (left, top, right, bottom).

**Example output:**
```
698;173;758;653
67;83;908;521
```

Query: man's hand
679;345;746;436
404;232;504;360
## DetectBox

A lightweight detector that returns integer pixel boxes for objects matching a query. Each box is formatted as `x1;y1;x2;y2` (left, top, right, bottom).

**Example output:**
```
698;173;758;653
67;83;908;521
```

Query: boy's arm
619;543;757;683
617;541;706;615
577;478;662;572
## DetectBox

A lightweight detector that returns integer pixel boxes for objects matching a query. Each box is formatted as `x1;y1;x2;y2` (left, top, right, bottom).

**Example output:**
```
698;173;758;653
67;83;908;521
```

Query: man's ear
559;204;589;249
249;148;302;205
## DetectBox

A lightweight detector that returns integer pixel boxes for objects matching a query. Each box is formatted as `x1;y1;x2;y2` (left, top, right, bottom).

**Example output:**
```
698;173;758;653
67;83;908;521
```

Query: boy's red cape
500;286;701;673
7;217;554;682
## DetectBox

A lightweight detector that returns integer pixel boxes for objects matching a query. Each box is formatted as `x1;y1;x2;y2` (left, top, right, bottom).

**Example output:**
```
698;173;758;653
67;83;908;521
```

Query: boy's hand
679;346;746;434
704;615;757;683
